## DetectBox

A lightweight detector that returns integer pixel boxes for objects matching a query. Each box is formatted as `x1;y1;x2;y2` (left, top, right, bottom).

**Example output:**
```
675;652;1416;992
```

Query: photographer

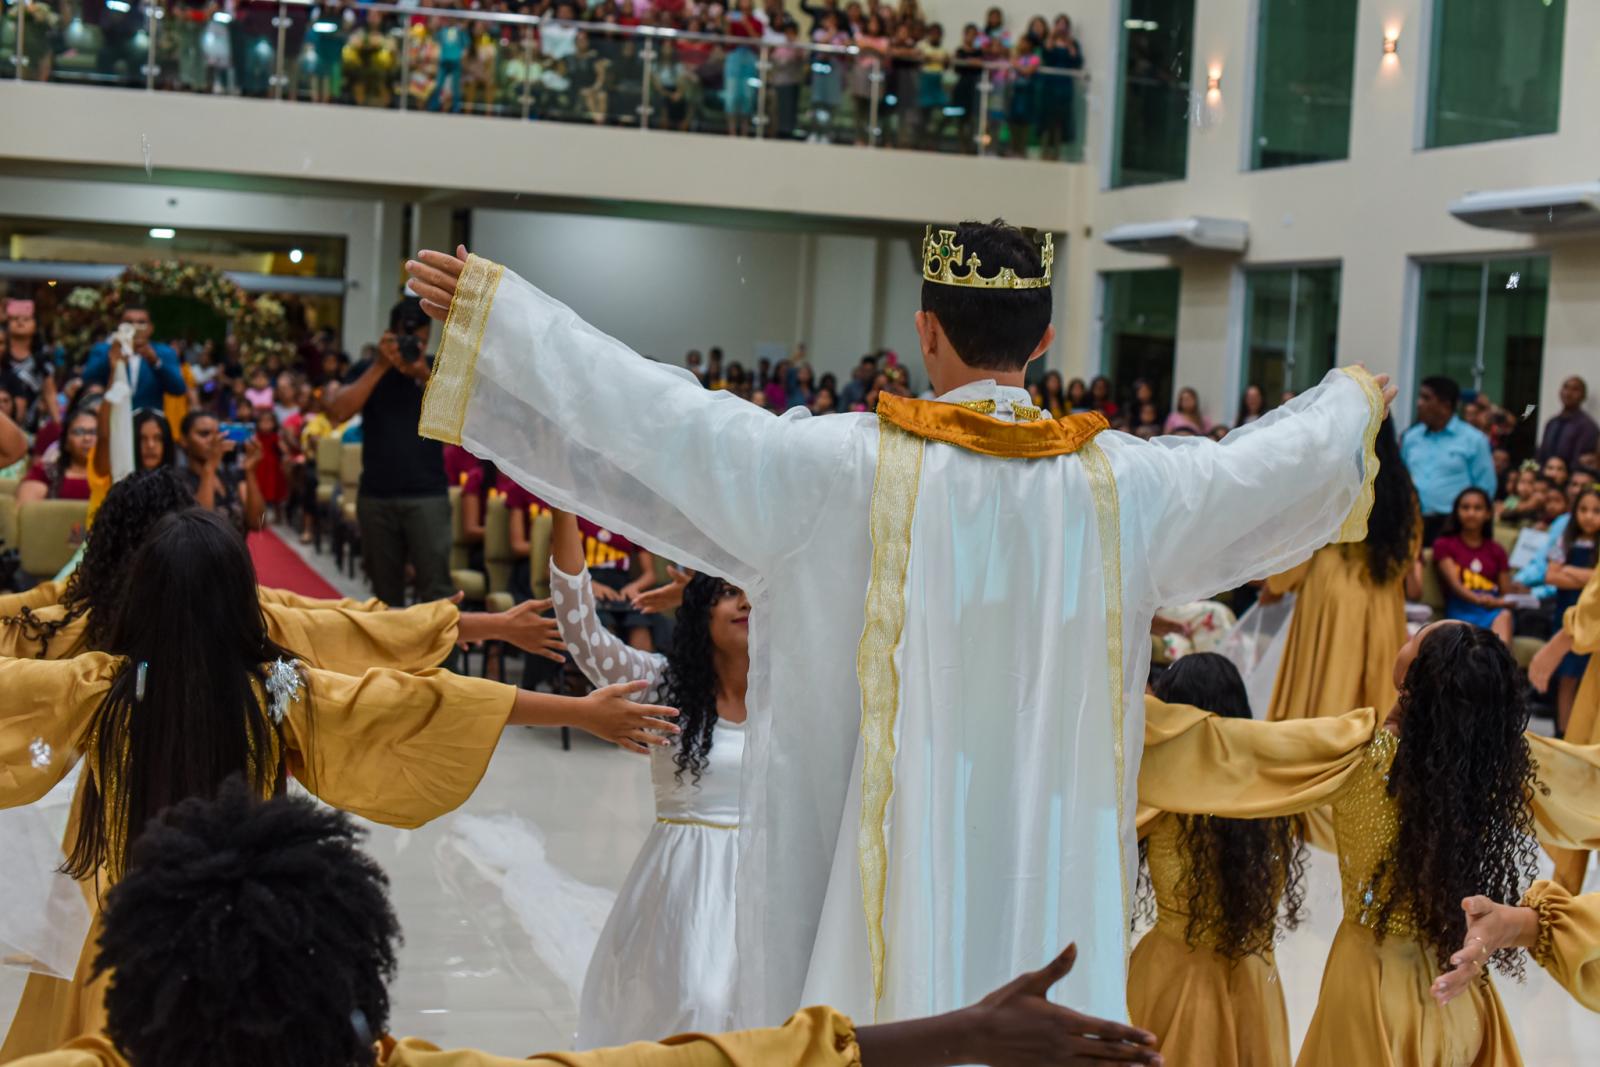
82;303;189;411
325;298;452;606
178;410;266;536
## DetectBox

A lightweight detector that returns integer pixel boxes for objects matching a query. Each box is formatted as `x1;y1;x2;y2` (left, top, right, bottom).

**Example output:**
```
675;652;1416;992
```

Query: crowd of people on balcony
8;0;1086;156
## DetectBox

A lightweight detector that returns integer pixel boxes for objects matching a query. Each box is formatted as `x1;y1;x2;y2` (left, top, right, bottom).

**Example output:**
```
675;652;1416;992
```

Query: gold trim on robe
854;421;925;1017
1333;365;1385;544
876;394;1107;458
1079;439;1129;952
419;255;505;446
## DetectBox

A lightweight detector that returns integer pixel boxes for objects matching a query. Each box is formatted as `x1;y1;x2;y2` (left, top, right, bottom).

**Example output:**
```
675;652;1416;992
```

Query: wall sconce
1206;67;1222;95
1382;28;1400;59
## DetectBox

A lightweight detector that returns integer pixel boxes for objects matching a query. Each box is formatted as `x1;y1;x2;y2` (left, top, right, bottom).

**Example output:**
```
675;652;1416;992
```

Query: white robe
419;256;1383;1029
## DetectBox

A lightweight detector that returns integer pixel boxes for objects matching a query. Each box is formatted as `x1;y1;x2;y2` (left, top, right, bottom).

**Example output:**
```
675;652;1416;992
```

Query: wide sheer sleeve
1105;367;1384;607
1139;696;1379;818
262;601;458;675
381;1006;860;1067
1522;881;1600;1011
281;665;515;829
257;585;388;612
416;256;858;586
549;560;667;700
0;653;121;806
1525;734;1600;851
1563;570;1600;655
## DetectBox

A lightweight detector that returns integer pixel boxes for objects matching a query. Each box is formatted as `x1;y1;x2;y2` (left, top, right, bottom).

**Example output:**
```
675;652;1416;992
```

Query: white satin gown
550;561;743;1049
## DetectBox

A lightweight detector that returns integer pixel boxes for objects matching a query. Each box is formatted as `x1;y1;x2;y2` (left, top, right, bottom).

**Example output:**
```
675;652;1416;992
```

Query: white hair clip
135;661;149;702
263;658;304;725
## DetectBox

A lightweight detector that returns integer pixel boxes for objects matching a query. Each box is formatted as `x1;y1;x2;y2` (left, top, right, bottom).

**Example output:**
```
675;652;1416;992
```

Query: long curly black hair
97;779;398;1067
1141;653;1308;962
1361;417;1420;585
1374;623;1541;976
658;573;741;783
0;468;195;657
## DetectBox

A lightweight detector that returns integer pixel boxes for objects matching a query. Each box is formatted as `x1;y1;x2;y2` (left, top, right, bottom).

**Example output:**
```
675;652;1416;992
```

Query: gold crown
922;226;1054;290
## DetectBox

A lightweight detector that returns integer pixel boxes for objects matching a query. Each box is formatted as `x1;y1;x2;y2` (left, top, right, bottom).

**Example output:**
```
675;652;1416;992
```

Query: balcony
0;0;1090;227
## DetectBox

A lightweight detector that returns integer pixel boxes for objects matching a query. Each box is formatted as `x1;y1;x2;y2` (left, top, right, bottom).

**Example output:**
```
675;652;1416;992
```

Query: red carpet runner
247;527;344;601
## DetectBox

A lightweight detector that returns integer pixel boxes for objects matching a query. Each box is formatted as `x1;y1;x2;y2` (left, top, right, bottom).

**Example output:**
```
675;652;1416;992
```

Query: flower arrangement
57;260;292;368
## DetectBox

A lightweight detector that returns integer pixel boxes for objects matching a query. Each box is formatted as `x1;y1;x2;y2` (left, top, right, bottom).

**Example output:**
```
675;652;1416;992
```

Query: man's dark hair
1419;375;1461;409
120;301;148;317
920;219;1052;372
389;296;429;335
179;410;215;437
98;779;400;1067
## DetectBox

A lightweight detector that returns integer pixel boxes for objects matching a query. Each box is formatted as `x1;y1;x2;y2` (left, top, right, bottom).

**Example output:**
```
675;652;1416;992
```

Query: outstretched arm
1109;368;1394;607
406;249;850;583
1434;881;1600;1011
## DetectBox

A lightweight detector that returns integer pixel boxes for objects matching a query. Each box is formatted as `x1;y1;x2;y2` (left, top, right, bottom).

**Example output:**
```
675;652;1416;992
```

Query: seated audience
1432;487;1517;645
178;411;265;536
16;405;96;505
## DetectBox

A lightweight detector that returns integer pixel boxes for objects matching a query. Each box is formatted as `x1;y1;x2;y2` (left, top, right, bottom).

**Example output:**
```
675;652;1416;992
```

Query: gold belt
656;816;739;830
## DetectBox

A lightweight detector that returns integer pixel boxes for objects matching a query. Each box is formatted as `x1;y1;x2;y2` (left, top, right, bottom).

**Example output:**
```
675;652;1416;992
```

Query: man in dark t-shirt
325;298;452;606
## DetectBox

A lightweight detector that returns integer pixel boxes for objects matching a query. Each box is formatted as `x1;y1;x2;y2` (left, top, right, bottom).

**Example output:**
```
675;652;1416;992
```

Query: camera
396;332;424;364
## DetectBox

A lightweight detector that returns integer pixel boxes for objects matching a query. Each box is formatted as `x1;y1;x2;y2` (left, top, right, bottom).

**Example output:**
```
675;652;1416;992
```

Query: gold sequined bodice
1146;812;1282;956
1330;728;1414;936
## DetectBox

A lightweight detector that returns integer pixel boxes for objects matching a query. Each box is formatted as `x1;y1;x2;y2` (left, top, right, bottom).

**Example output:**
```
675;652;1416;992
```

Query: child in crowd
1433;486;1518;645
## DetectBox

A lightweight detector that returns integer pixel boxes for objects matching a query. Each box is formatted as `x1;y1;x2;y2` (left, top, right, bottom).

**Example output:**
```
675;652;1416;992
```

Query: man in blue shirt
81;303;187;412
1401;375;1496;545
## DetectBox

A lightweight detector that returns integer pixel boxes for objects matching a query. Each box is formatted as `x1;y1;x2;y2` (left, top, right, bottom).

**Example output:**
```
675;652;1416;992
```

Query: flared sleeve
256;586;388;612
1139;697;1379;818
1563;570;1600;655
415;256;857;586
0;605;89;660
262;600;458;675
281;665;515;829
1522;880;1600;1011
382;1007;860;1067
549;560;667;699
0;582;64;615
1526;734;1600;851
1106;367;1385;607
0;653;120;806
1264;554;1316;598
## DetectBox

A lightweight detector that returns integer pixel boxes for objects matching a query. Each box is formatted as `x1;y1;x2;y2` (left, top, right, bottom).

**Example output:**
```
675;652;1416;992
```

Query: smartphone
220;422;255;444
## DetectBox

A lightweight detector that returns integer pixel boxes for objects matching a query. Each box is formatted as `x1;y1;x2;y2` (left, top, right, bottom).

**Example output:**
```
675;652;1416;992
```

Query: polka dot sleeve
548;558;669;702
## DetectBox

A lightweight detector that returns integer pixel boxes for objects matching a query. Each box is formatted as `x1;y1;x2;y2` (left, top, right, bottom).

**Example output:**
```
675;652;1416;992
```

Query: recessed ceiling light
149;227;176;239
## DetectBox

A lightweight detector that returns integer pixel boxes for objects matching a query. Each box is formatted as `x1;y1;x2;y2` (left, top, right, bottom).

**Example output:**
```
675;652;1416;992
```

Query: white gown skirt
576;819;738;1048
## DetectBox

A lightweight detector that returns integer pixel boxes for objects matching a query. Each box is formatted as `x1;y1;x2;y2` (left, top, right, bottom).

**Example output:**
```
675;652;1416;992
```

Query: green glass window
1250;0;1358;169
1111;0;1195;188
1101;269;1180;411
1426;0;1566;149
1242;266;1341;415
1415;257;1548;456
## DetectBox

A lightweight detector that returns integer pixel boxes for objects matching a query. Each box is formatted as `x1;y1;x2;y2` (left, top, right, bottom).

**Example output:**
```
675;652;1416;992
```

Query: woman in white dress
547;507;750;1049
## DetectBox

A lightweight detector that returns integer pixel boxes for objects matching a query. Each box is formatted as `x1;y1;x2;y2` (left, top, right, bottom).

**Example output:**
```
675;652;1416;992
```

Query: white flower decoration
263;658;305;725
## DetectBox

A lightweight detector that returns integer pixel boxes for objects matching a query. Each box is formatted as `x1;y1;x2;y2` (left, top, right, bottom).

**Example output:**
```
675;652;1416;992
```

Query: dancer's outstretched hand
635;566;694;615
581;680;680;754
1432;895;1539;1006
406;244;470;321
497;599;566;662
855;944;1161;1066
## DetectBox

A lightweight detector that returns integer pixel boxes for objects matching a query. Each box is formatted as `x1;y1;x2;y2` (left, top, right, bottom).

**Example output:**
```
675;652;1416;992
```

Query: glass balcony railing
3;0;1089;162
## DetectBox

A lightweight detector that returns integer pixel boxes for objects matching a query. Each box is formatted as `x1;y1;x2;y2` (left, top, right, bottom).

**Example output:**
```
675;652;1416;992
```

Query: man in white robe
404;223;1391;1031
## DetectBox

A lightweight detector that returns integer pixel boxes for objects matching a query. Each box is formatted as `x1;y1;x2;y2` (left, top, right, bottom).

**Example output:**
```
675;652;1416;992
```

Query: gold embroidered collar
876;393;1108;458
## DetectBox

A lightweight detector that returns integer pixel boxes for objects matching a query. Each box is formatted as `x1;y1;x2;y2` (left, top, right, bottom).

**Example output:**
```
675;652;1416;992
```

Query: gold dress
0;596;459;675
0;653;517;1062
1127;811;1291;1067
4;1007;859;1067
1551;570;1600;890
1139;699;1600;1067
1521;881;1600;1011
1265;535;1415;722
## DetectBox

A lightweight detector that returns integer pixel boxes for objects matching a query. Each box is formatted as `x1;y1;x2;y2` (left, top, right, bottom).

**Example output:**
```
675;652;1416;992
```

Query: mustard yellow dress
1265;535;1416;722
0;596;458;676
1520;881;1600;1010
1139;699;1600;1067
1550;570;1600;890
4;1007;858;1067
0;653;517;1062
1127;811;1291;1067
